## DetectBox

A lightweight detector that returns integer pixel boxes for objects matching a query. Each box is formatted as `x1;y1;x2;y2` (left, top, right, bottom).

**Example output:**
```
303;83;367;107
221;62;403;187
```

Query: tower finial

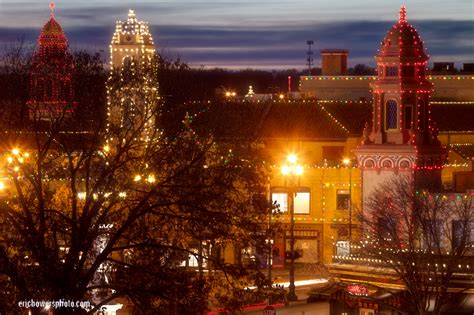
49;2;55;17
399;5;407;23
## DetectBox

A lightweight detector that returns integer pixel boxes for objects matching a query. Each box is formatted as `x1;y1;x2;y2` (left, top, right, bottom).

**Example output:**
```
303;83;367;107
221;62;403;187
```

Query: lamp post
266;185;273;305
342;158;352;248
281;154;303;302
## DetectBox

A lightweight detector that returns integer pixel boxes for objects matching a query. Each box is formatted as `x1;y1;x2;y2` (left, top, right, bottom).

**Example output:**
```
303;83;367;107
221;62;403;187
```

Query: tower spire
399;5;407;23
49;2;55;17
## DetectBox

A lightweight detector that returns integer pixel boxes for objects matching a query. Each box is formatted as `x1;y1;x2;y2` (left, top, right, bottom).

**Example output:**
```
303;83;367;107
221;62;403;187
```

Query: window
337;189;350;210
404;106;413;129
336;241;349;256
385;100;398;130
272;192;288;213
123;56;133;68
122;98;136;130
180;252;203;268
378;66;384;76
452;220;474;249
294;191;310;214
271;189;310;214
386;66;398;77
423;220;443;249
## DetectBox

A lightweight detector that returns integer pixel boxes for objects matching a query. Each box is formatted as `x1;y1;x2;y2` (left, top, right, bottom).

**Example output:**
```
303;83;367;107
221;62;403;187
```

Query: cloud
0;19;472;69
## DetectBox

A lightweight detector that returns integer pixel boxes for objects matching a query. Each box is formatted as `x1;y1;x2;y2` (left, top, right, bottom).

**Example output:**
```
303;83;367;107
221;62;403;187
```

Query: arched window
122;98;135;130
122;56;132;68
385;100;398;130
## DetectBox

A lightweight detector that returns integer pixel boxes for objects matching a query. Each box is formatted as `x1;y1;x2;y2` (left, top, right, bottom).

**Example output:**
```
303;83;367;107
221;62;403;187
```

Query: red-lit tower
356;6;446;200
28;3;75;121
371;5;434;145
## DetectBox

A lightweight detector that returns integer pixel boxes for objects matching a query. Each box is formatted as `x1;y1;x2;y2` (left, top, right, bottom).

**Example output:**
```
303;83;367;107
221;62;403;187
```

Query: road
243;301;329;315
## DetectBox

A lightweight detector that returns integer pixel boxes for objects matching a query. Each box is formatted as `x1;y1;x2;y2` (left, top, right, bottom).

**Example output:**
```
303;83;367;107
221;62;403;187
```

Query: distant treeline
0;44;378;129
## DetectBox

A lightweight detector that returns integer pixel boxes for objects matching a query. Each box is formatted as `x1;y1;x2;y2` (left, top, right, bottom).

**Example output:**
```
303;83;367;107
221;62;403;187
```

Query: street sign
263;305;276;315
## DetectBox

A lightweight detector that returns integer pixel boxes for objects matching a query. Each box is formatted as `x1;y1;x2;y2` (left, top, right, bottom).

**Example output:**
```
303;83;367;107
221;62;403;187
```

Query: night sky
0;0;473;69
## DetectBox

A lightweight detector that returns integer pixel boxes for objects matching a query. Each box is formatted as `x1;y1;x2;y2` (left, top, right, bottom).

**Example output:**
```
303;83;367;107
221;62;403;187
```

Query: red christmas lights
27;5;75;121
371;5;437;146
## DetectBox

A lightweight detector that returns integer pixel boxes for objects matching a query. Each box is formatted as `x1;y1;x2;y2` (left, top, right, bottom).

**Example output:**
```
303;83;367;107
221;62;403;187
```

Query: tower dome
39;17;67;46
377;6;428;63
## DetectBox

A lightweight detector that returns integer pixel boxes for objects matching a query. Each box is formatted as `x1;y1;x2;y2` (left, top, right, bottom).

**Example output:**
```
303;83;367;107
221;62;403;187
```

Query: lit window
187;255;199;267
271;190;310;214
180;252;204;268
272;192;288;212
385;100;398;130
337;189;350;210
294;191;310;214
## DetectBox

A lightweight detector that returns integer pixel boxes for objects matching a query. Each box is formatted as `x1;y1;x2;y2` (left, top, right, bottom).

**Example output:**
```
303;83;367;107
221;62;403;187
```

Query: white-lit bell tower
107;10;158;140
110;9;155;68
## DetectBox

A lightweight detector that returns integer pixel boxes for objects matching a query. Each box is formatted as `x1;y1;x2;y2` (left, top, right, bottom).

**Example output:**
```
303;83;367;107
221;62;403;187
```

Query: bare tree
0;39;32;128
354;176;473;314
0;54;272;315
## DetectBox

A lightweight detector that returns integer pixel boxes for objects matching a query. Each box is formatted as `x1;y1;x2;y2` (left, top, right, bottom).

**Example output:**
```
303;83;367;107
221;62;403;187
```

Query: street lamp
342;158;352;248
281;153;303;302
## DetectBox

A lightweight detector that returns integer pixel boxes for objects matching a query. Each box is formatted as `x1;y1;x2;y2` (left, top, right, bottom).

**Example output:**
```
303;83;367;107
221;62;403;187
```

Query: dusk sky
0;0;473;69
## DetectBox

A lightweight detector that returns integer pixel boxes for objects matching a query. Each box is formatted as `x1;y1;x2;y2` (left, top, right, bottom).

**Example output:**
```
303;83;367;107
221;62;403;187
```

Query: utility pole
306;40;314;75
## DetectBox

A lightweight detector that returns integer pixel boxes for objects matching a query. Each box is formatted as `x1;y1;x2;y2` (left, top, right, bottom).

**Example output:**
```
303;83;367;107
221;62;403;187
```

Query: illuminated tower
370;5;433;145
107;9;158;139
356;6;446;200
28;3;75;121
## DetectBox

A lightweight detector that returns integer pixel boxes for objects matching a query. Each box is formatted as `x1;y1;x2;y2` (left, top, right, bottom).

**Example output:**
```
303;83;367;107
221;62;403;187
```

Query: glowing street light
287;154;297;164
146;174;156;183
280;153;304;302
225;91;236;98
342;157;353;249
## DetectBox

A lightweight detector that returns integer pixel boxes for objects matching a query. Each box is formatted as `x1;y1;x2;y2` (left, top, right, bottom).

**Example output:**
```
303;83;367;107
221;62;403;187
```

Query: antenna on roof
307;40;314;76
